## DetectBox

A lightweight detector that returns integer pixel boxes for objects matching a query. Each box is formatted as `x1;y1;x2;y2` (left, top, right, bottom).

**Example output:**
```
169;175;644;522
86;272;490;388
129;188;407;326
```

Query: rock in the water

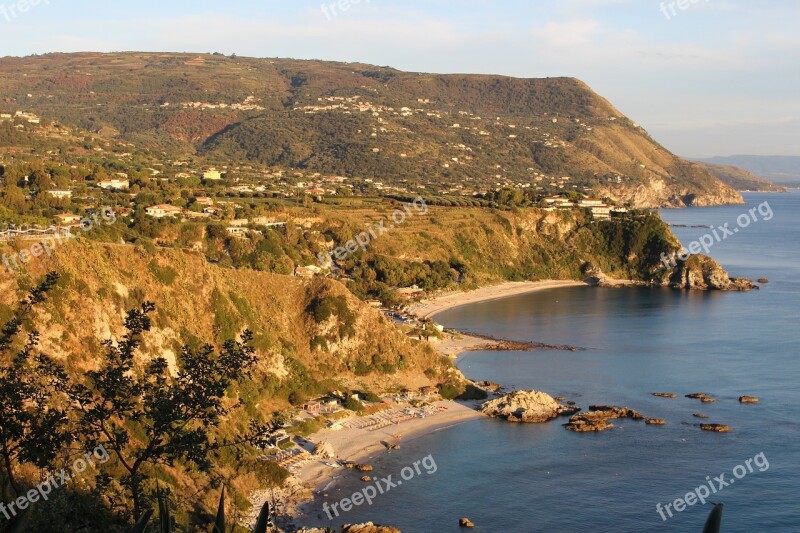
739;395;760;404
646;418;667;425
459;518;475;528
686;393;716;403
758;278;769;284
701;424;732;433
481;390;579;423
356;464;373;472
361;475;372;482
342;523;402;533
565;405;646;432
693;413;709;419
652;392;677;398
476;380;502;392
668;255;756;291
314;441;336;459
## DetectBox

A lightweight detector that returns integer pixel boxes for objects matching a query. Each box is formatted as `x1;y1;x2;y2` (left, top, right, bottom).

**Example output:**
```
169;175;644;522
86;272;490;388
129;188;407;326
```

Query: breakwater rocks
480;390;581;423
458;330;583;352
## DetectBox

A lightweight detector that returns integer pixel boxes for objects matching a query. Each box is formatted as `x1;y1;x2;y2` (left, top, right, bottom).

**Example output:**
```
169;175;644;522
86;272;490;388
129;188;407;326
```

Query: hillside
697;162;787;192
0;240;445;396
0;52;742;208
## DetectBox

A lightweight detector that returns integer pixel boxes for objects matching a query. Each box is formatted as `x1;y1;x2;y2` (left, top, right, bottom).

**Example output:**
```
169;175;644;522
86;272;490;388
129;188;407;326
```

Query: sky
0;0;798;158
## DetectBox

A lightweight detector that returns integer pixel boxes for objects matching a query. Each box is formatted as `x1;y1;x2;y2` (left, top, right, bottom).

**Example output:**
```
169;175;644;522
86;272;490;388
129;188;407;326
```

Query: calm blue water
305;192;800;532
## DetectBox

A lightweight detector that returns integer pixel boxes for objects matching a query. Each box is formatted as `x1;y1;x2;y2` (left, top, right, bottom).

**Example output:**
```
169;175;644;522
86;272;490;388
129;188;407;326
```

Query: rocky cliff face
668;255;757;291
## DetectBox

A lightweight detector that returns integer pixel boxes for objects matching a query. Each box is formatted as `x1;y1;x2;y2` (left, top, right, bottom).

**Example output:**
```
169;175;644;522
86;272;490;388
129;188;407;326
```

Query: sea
305;191;800;532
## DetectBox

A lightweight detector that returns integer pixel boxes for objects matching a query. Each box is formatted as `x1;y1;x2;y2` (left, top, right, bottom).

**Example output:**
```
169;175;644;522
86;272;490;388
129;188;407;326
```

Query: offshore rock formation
480;390;580;423
564;405;647;433
700;424;732;433
668;255;757;291
342;523;403;533
300;525;402;533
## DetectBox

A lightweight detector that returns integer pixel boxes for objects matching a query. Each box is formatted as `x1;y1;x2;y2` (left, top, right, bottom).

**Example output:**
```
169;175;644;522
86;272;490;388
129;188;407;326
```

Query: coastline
284;280;590;527
407;279;589;319
293;400;485;525
288;280;587;526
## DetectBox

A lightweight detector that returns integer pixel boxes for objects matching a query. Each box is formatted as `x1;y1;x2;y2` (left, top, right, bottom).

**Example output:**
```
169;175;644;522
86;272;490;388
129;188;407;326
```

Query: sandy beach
296;400;484;492
282;280;587;526
407;280;588;319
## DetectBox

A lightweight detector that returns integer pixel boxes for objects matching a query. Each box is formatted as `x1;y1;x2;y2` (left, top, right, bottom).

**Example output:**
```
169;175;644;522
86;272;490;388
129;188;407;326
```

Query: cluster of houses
543;196;628;220
45;177;130;201
0;111;41;124
163;95;266;112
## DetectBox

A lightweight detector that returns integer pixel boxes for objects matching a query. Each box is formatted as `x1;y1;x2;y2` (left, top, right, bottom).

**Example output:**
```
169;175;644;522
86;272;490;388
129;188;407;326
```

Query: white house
578;198;606;208
47;189;73;200
145;204;182;218
97;178;130;191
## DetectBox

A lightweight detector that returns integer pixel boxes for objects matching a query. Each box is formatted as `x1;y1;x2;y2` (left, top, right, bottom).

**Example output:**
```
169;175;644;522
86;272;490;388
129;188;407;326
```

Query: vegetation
0;275;285;530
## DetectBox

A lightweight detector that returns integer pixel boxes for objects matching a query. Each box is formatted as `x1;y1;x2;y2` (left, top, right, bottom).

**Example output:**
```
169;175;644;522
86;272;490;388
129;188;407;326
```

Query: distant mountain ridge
696;162;787;192
0;52;743;207
699;156;800;186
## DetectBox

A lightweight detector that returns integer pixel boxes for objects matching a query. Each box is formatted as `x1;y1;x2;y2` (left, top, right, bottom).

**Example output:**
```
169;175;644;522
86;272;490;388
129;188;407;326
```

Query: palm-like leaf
213;488;226;533
702;503;724;533
252;501;271;533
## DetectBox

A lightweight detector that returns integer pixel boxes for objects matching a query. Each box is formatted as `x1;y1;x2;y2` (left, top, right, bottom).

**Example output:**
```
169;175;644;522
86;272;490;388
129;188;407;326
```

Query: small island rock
701;424;732;433
481;390;580;423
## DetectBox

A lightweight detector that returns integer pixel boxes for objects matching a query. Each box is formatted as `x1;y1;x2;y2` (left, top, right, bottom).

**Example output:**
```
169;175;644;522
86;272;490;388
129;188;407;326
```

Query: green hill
0;52;742;207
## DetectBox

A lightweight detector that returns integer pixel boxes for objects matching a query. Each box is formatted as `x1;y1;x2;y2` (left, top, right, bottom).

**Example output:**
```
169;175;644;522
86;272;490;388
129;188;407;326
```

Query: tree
0;273;73;499
69;303;259;518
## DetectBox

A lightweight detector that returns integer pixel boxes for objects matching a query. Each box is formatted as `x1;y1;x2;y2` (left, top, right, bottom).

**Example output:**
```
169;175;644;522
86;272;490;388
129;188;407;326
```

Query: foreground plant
0;273;72;500
69;301;259;518
132;487;273;533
